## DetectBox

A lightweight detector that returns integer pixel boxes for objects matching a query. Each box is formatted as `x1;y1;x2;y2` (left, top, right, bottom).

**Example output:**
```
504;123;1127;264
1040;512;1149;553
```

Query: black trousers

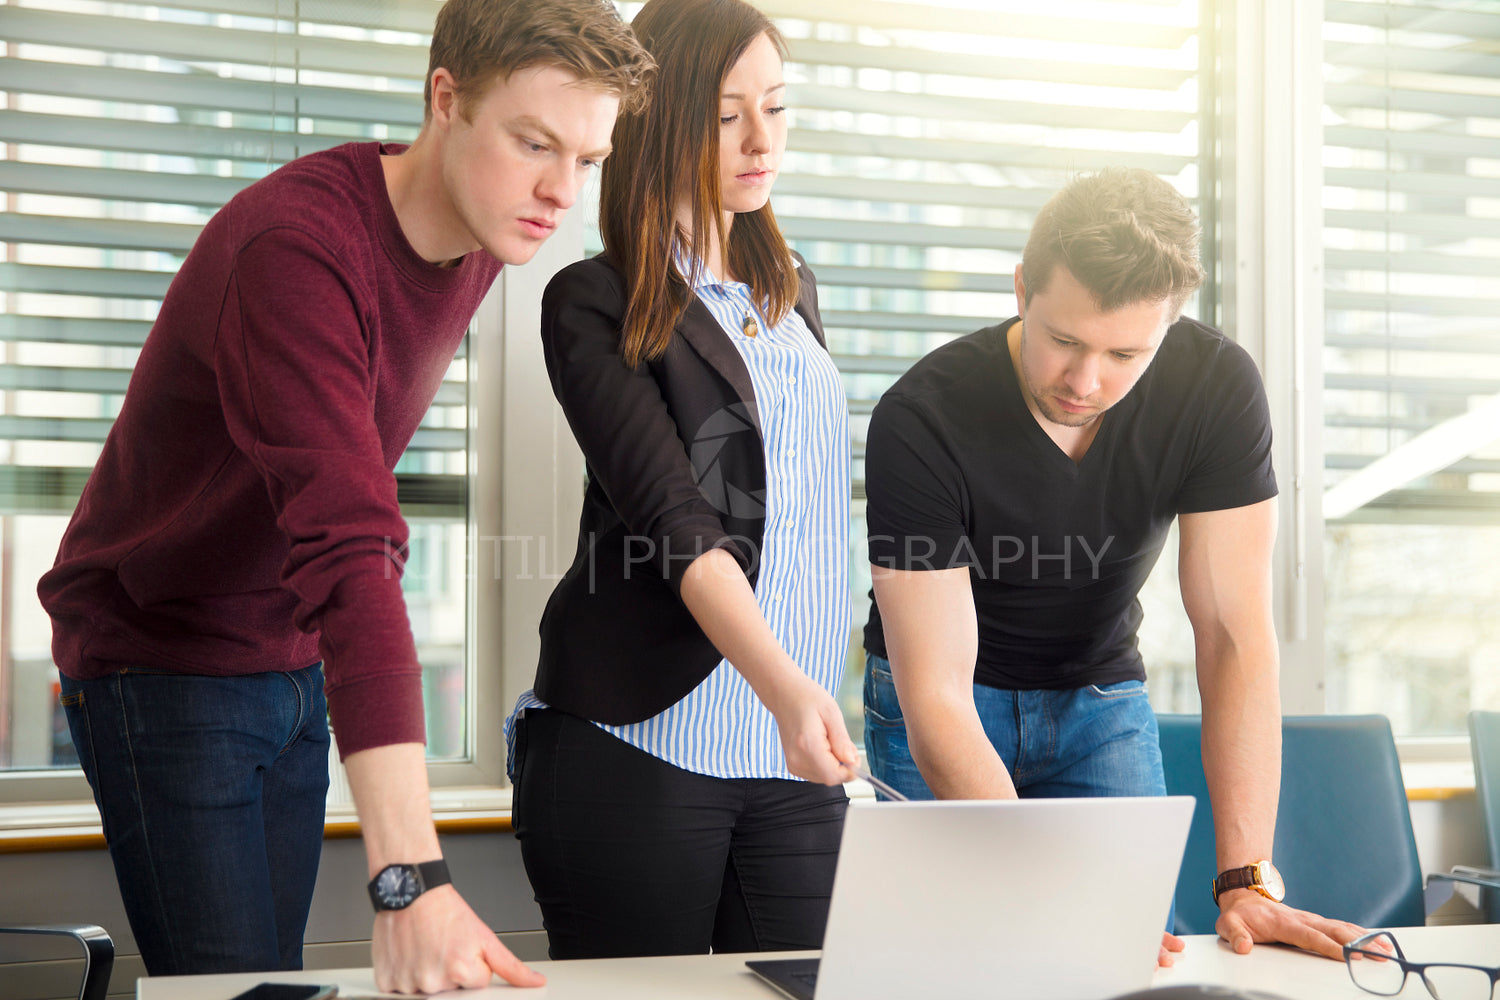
512;709;848;960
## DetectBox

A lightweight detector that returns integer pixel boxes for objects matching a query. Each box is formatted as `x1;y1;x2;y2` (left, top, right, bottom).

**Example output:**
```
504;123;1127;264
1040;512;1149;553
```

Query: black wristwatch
367;859;451;912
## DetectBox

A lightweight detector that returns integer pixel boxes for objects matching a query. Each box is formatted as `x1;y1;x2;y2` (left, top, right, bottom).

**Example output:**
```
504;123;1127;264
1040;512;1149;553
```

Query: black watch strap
414;859;451;894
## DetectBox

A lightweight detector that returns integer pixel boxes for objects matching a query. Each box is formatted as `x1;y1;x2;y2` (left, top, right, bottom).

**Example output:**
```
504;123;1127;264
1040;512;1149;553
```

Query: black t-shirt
864;315;1277;690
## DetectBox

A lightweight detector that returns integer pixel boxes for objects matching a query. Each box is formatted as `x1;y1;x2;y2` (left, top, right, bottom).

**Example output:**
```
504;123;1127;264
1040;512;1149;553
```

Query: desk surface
136;923;1500;999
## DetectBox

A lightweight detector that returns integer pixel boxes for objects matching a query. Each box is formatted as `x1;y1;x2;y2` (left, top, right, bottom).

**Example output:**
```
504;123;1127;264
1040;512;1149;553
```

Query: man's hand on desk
1158;930;1186;968
1214;888;1367;961
372;884;546;993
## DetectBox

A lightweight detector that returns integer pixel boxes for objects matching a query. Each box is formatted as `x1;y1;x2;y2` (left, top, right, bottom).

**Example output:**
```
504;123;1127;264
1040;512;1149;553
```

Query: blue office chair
1157;714;1426;935
0;923;113;1000
1421;711;1500;921
1475;711;1500;916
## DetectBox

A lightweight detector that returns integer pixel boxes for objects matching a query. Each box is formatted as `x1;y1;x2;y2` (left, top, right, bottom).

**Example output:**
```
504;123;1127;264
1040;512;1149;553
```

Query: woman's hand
679;548;856;783
760;670;859;785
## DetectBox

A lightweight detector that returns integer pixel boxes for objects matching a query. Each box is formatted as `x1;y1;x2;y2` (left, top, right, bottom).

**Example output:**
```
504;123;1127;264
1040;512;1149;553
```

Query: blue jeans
862;653;1165;800
59;663;330;976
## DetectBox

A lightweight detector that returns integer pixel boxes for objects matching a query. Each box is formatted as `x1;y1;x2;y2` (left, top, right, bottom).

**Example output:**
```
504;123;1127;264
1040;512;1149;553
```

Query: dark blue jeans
59;663;330;976
862;653;1166;800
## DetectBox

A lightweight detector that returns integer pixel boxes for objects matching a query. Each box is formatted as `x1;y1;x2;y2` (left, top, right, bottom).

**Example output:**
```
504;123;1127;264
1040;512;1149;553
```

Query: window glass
597;0;1212;738
0;0;469;773
1321;0;1500;736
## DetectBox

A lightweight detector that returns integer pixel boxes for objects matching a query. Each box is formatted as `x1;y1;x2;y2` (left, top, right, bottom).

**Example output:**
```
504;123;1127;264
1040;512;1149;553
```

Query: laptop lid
804;795;1194;1000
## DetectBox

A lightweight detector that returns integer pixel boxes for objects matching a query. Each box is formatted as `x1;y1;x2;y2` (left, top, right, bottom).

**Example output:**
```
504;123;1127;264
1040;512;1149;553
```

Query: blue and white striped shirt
507;255;850;780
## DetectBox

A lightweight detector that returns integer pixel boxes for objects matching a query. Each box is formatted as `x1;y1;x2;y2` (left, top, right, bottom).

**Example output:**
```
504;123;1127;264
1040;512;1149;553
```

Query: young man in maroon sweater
37;0;651;991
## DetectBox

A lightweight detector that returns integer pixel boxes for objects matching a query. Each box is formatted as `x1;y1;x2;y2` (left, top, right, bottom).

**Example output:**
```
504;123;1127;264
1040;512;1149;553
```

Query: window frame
3;0;1484;825
1248;0;1485;765
0;222;586;817
1220;0;1331;718
1314;0;1500;755
459;217;587;793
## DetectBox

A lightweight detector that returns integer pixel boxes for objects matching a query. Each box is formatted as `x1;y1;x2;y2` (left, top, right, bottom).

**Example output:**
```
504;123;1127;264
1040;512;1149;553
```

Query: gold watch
1212;859;1285;906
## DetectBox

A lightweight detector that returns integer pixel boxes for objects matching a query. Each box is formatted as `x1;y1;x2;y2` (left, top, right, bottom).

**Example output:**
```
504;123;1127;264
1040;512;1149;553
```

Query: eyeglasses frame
1342;929;1500;1000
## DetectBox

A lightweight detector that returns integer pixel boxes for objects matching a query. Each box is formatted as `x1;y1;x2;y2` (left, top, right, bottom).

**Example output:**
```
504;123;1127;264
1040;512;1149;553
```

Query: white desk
137;923;1500;999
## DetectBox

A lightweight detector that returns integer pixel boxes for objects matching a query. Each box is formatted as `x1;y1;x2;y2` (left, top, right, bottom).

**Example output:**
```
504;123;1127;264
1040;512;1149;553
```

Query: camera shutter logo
689;403;766;518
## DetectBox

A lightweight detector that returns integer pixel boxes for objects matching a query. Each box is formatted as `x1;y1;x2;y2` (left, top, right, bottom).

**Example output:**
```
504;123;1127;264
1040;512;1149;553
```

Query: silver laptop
748;795;1194;1000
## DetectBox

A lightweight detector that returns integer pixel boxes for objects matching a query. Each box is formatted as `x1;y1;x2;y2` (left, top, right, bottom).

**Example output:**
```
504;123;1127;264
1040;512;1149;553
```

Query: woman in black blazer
508;0;857;962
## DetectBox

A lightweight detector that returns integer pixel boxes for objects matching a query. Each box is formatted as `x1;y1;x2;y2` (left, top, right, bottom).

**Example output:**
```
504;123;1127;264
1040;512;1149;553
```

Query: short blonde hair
424;0;654;122
1021;168;1206;316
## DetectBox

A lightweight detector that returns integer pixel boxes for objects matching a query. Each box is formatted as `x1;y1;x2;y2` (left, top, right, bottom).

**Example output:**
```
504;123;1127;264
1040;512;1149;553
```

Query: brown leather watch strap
1212;865;1258;904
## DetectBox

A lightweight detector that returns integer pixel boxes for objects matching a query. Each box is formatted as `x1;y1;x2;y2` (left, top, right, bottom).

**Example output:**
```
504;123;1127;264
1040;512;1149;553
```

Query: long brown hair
601;0;798;368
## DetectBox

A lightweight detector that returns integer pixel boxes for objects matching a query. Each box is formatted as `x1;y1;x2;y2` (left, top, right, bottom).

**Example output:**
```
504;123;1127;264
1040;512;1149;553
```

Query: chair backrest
1469;710;1500;922
1471;711;1500;867
0;923;113;1000
1157;713;1425;935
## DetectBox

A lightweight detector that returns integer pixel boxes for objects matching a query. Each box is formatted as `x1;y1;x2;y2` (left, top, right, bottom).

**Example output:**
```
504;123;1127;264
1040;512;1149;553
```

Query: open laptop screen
748;796;1194;1000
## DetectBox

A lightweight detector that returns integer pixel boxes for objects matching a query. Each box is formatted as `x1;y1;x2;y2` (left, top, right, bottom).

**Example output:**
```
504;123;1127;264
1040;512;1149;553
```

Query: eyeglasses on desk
1344;929;1500;1000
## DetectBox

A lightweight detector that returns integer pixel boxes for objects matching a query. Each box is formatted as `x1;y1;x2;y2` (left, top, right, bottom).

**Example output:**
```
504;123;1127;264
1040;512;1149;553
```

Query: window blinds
1322;0;1500;522
5;0;1211;517
749;0;1207;493
584;1;1208;499
0;0;461;518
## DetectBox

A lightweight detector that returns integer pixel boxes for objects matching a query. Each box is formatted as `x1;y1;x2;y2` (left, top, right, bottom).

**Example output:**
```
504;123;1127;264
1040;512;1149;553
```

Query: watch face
1256;860;1286;902
375;865;421;909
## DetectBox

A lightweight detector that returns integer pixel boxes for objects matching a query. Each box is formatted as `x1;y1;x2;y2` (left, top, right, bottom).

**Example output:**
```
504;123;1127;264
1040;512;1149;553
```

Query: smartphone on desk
228;984;337;1000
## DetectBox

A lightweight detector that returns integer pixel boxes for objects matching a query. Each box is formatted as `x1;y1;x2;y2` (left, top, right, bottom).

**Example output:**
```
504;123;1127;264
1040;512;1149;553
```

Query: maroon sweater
38;142;501;756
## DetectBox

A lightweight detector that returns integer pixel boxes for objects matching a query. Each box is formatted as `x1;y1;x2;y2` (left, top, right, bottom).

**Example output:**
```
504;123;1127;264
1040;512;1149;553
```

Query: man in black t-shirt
863;168;1362;965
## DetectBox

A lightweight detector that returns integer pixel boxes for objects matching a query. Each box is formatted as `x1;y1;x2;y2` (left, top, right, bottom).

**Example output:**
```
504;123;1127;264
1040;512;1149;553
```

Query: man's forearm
1179;500;1283;874
905;693;1018;800
346;742;549;991
1197;639;1282;871
871;565;1011;799
343;742;443;875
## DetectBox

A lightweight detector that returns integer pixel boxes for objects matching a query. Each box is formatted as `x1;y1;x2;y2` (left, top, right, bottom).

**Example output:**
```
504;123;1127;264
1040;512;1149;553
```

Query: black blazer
533;252;827;724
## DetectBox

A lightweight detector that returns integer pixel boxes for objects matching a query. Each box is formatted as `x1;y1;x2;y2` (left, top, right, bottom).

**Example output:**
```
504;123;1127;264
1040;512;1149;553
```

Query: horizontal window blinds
1322;0;1500;522
592;0;1208;496
8;0;1211;513
0;0;462;515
